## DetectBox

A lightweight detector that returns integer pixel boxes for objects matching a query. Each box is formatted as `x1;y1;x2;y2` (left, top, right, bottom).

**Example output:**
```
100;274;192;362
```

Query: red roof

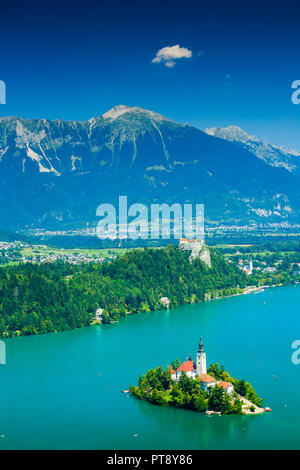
217;381;233;390
177;359;196;373
199;373;217;383
168;366;176;375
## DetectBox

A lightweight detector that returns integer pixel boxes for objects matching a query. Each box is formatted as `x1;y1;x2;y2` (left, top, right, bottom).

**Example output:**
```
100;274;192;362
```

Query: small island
130;338;266;415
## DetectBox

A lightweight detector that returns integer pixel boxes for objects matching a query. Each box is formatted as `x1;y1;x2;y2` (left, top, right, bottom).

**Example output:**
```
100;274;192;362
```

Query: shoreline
2;281;299;340
204;281;299;302
205;285;262;301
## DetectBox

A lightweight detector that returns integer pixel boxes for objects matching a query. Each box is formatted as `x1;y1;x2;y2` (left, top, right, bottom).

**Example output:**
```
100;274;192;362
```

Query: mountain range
0;105;299;230
205;125;300;173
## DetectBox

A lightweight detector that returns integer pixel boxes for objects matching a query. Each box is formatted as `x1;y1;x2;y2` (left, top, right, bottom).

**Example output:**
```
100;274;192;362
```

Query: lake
0;284;300;450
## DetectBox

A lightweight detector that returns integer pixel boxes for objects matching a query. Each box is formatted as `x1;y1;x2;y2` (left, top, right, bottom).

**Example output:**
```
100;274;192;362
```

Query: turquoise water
0;285;300;449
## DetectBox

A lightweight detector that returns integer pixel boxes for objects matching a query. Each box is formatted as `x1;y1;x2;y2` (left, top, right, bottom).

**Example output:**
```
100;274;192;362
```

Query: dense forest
0;245;248;337
130;362;262;415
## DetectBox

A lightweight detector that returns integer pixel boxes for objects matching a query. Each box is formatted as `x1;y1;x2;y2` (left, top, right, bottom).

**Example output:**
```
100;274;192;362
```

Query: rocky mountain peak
101;104;171;123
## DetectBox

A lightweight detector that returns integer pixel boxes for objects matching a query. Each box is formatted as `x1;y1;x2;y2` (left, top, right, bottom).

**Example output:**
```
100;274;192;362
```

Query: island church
170;338;234;394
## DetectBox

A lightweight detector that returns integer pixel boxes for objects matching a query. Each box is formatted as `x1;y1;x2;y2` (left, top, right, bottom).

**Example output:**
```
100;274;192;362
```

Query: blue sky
1;0;300;148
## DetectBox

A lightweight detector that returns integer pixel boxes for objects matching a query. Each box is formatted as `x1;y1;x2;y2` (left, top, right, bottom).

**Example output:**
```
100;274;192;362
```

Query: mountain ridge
0;106;299;230
205;125;300;172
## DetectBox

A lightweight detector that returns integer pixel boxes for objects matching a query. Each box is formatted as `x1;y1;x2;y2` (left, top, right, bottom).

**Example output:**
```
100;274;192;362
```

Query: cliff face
179;239;211;267
198;245;211;268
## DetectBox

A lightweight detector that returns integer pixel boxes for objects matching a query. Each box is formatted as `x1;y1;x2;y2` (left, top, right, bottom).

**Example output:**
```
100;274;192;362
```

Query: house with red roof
170;337;207;381
198;373;217;392
168;366;177;381
175;357;196;379
217;381;234;394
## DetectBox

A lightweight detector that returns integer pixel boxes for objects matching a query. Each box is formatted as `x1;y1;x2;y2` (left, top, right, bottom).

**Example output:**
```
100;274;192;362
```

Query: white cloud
152;44;192;68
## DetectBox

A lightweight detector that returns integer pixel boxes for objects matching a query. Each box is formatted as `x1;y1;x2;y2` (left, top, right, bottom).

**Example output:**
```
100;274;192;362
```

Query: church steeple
196;336;207;376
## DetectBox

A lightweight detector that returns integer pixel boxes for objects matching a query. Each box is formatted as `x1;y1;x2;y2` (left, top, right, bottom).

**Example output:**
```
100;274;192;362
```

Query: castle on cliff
179;238;211;267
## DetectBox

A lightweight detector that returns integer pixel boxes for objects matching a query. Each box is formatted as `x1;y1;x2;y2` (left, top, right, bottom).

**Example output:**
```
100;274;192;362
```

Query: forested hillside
0;246;247;336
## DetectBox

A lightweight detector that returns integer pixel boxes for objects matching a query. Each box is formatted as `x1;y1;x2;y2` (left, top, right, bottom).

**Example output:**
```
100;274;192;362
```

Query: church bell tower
196;337;207;376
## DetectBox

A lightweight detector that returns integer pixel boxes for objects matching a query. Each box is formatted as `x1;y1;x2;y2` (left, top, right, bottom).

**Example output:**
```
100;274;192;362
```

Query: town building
94;308;104;321
217;381;234;394
238;257;253;275
176;357;196;379
160;297;170;308
198;373;217;392
262;266;276;273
